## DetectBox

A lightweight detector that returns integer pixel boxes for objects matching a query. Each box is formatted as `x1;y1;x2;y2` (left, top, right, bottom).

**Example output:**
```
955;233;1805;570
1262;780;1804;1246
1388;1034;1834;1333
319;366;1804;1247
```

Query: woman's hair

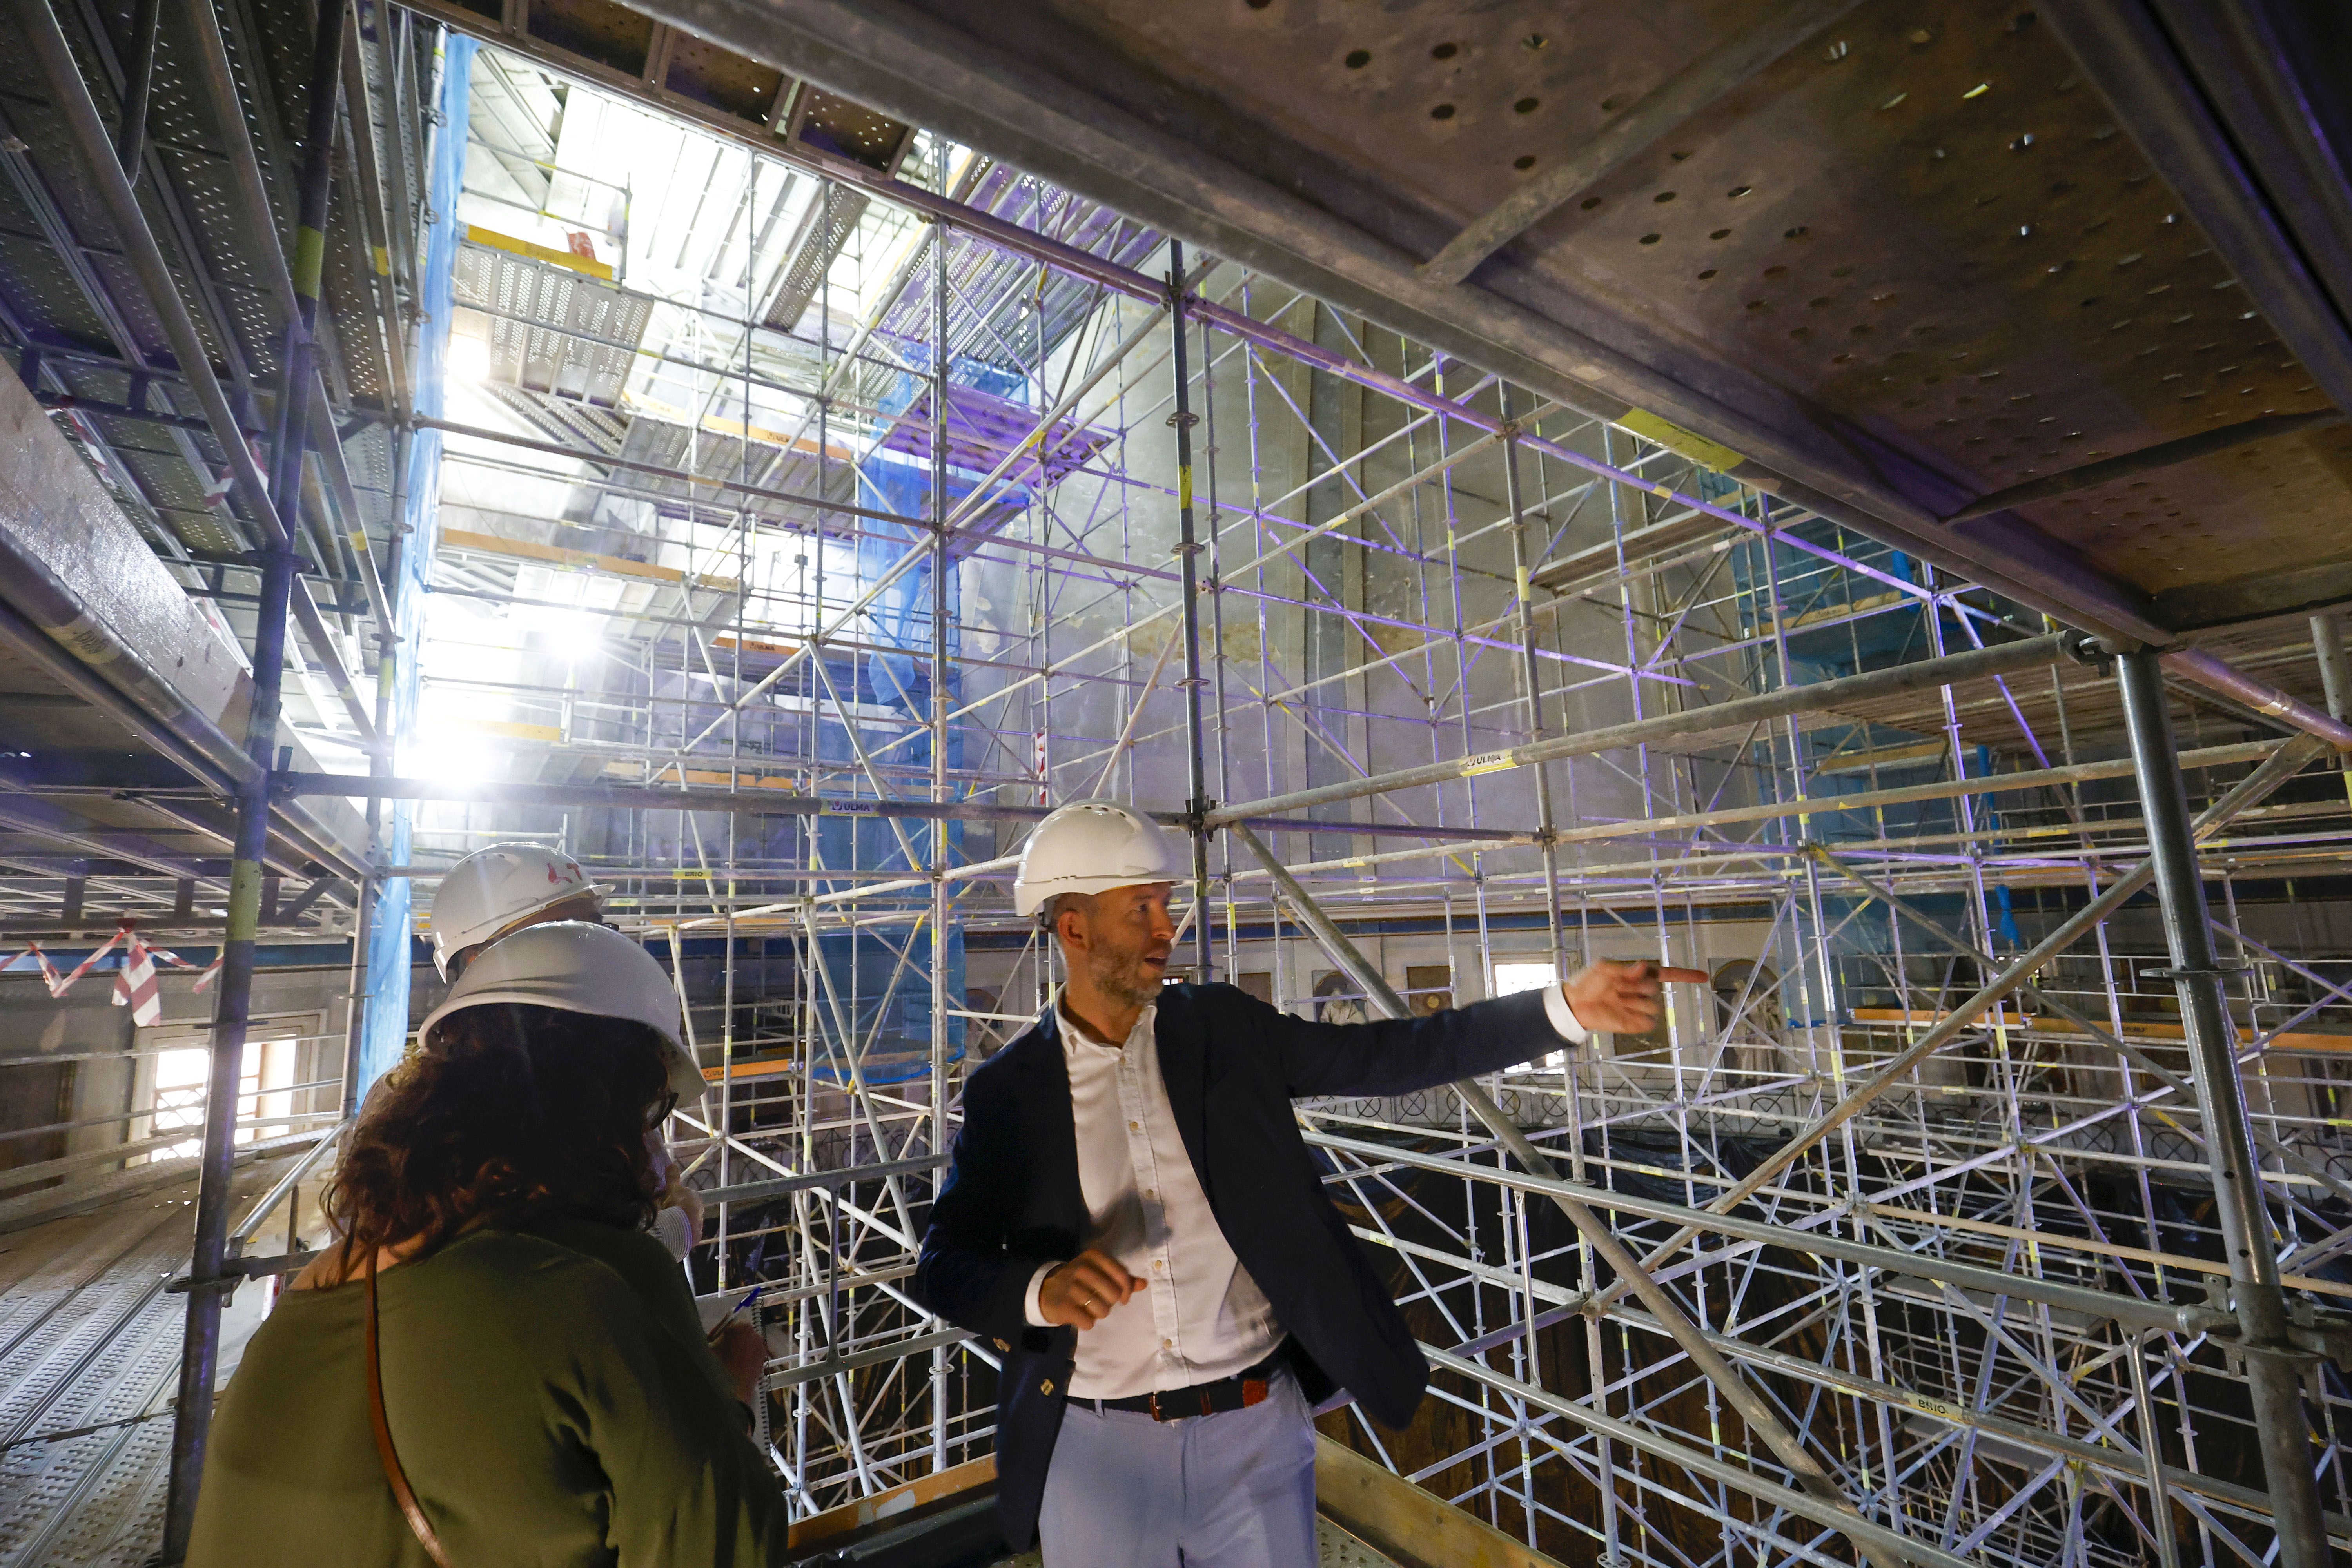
325;1003;673;1255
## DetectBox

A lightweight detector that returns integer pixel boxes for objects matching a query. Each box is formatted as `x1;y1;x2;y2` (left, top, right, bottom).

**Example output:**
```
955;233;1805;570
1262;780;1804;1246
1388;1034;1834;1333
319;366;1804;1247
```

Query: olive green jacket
187;1218;787;1567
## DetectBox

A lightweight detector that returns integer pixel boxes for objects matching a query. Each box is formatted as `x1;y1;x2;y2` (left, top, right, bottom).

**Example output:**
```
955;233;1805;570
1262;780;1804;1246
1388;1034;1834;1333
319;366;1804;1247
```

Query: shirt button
1129;1120;1141;1131
1154;1261;1164;1271
1162;1339;1174;1349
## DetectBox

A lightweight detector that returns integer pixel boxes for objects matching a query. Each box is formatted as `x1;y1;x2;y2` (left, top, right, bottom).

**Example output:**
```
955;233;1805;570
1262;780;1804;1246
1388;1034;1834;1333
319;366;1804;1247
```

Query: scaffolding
5;12;2352;1568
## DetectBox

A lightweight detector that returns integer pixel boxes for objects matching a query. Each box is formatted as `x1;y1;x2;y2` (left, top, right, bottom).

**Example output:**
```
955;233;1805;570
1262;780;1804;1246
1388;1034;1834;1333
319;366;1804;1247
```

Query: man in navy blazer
914;800;1698;1564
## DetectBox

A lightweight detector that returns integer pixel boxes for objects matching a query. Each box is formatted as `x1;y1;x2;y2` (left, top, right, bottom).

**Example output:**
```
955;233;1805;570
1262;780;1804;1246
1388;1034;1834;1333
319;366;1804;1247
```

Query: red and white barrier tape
1;923;225;1022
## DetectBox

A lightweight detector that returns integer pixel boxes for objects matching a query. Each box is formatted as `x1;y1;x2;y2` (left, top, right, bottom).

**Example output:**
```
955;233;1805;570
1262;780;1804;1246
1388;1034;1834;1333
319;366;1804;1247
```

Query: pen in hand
708;1283;767;1344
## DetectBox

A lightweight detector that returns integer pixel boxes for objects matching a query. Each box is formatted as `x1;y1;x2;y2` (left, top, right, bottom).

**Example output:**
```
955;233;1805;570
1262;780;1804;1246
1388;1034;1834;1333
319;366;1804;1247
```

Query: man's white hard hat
430;842;603;980
1011;799;1182;918
417;921;706;1107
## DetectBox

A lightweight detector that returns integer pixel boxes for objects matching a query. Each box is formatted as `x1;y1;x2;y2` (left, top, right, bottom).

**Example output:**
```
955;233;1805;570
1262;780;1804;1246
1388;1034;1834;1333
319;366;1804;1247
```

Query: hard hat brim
416;990;708;1109
1013;874;1180;918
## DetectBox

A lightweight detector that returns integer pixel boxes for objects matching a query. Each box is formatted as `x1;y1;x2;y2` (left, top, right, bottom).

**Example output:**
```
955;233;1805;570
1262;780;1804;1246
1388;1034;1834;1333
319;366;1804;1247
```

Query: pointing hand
1563;959;1709;1034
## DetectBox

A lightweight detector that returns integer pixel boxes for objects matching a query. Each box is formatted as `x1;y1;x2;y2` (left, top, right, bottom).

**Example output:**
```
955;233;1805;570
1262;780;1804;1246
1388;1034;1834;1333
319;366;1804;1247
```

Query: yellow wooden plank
1861;1201;2352;1301
785;1455;996;1550
450;717;561;744
698;1056;799;1084
625;390;858;461
1616;407;1747;475
713;631;799;657
1315;1435;1567;1568
598;760;805;791
462;223;615;281
1849;1006;2352;1054
439;527;738;592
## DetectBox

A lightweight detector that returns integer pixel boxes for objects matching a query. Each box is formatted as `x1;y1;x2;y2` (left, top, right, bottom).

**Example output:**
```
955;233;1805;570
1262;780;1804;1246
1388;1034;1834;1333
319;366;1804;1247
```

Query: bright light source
1492;961;1558;998
512;564;623;642
400;723;494;785
147;1046;209;1162
447;332;492;383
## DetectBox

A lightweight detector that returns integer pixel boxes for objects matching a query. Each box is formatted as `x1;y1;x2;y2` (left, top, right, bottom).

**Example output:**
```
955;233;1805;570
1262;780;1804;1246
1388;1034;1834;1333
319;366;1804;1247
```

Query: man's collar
1052;986;1153;1049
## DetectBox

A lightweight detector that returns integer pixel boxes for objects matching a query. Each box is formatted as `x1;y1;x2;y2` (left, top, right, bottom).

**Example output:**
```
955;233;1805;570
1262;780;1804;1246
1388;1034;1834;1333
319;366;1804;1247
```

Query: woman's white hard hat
429;842;603;980
1011;799;1182;918
416;922;706;1107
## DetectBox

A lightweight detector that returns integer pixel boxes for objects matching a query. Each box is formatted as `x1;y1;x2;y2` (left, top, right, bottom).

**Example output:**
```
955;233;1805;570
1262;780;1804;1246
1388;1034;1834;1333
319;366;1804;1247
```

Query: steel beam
1417;0;1865;286
1944;410;2348;523
2160;648;2352;748
2117;648;2329;1568
2039;2;2352;417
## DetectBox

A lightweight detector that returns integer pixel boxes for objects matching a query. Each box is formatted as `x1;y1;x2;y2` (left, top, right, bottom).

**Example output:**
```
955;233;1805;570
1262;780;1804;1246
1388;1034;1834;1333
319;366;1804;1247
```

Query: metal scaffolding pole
2116;647;2330;1568
1499;387;1568;984
158;0;346;1548
1168;240;1215;982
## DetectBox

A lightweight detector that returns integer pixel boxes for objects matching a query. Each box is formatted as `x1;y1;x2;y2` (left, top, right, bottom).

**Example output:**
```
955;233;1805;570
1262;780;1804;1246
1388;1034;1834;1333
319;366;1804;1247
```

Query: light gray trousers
1037;1367;1318;1567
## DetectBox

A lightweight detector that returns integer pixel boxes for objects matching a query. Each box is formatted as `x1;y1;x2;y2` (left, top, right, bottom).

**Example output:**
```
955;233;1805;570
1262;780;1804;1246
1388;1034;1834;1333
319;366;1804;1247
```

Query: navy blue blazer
912;980;1563;1549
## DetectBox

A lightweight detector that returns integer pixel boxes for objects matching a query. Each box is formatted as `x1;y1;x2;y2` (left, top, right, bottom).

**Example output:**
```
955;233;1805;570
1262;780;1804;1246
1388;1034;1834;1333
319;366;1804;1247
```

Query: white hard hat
1011;799;1182;918
430;842;603;980
417;921;706;1107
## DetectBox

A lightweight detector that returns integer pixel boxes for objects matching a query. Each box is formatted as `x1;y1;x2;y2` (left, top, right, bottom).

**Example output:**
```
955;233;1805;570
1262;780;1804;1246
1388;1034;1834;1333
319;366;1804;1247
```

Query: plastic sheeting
357;33;474;1093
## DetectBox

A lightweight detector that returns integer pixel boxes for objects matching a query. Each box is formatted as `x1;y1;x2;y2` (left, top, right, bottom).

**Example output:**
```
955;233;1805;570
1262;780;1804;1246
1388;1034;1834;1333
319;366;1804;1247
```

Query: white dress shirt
1022;984;1589;1400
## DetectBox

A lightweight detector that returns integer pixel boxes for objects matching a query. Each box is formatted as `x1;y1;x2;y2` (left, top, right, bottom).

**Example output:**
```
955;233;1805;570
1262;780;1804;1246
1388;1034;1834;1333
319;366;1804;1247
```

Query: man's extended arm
1260;959;1706;1100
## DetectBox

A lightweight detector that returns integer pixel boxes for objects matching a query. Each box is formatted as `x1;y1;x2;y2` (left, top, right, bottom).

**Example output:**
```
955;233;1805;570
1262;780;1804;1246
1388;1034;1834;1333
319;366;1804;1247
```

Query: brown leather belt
1091;1345;1286;1422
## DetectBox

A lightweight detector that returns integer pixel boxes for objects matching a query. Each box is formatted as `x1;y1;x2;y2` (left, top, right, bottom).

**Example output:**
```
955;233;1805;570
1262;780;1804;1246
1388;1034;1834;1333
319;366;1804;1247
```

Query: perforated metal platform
0;1158;296;1568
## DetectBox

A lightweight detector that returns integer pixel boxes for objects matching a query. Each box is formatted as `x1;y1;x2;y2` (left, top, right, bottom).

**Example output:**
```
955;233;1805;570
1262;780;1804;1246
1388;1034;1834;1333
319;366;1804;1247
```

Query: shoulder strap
365;1250;455;1568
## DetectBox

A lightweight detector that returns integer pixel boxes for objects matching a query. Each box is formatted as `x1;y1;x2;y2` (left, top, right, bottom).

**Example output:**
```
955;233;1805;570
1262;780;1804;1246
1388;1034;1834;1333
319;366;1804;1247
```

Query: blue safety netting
356;32;472;1094
786;378;986;1085
804;924;965;1085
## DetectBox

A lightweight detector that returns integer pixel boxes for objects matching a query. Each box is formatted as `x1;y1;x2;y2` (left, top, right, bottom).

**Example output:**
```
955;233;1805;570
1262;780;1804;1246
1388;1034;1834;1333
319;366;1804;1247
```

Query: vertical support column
927;220;952;1472
1497;387;1566;982
162;1;345;1553
1167;240;1214;981
341;465;405;1115
2313;613;2352;811
2116;648;2327;1568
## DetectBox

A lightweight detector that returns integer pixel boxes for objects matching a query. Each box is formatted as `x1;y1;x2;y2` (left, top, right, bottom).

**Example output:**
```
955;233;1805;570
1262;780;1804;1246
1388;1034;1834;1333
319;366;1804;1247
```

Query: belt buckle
1147;1388;1209;1423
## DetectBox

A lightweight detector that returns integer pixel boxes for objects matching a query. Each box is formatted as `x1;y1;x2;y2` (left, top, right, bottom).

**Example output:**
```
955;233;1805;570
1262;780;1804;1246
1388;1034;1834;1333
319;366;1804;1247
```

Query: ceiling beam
1419;0;1864;285
2040;0;2352;416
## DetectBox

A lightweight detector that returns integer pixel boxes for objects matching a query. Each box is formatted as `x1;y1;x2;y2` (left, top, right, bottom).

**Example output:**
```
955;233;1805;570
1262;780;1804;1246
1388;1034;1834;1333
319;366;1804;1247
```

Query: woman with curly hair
186;922;787;1567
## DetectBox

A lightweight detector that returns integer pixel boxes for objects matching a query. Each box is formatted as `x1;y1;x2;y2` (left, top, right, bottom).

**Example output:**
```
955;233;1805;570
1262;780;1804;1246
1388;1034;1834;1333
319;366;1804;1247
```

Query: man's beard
1086;940;1164;1011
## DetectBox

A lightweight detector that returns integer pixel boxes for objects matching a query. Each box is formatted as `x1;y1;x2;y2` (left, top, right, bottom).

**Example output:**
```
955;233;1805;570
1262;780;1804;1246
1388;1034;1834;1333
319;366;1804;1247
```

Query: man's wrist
1021;1259;1057;1327
1544;982;1590;1044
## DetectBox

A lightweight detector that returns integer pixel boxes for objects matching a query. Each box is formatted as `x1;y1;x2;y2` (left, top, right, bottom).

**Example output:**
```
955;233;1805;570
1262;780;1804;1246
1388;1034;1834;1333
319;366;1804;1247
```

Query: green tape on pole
225;857;265;940
293;225;327;298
